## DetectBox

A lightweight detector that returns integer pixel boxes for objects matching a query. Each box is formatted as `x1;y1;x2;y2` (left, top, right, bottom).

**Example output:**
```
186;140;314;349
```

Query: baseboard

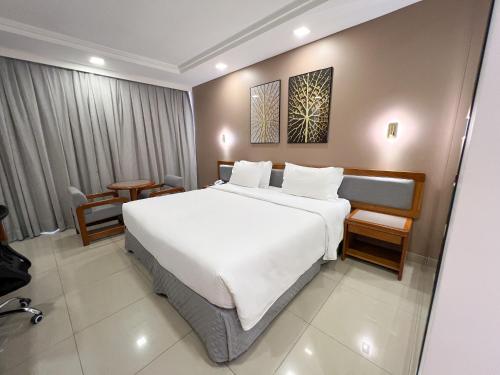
426;257;438;268
407;252;438;267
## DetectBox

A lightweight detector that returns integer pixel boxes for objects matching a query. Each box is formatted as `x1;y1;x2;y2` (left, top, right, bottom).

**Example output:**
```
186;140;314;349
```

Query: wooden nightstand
342;209;413;280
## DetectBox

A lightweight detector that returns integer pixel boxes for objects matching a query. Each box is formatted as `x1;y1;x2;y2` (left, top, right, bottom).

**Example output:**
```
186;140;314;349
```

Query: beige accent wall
192;0;491;258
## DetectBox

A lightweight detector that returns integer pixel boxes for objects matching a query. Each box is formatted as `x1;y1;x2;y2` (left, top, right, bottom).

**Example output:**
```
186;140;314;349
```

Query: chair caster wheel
19;298;31;308
31;314;43;324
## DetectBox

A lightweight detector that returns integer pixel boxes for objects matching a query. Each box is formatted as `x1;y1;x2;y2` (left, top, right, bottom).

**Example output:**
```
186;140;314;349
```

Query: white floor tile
112;235;126;250
52;235;118;267
52;229;118;250
229;311;307;375
4;337;83;375
59;244;132;292
137;332;232;375
65;267;150;332
286;273;342;323
0;295;73;372
3;268;63;305
320;258;352;280
312;284;419;375
341;260;421;314
10;239;57;276
75;294;191;375
276;325;389;375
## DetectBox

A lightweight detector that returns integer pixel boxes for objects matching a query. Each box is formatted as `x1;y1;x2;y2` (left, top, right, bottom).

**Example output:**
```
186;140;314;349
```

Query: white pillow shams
229;161;262;188
239;160;273;188
282;162;344;200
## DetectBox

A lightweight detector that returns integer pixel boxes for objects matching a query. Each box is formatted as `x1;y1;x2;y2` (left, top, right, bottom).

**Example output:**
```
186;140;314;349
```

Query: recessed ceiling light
215;62;227;71
89;56;105;66
294;26;310;38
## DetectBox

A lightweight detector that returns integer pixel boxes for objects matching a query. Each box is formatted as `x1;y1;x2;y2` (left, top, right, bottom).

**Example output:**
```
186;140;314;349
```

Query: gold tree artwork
287;67;333;143
250;80;280;143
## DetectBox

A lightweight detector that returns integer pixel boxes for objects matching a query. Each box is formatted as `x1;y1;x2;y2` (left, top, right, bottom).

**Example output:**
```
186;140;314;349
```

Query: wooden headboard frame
217;160;426;219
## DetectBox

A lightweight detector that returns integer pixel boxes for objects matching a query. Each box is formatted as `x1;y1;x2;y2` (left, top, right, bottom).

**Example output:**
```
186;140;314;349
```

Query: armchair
68;187;128;246
138;175;185;199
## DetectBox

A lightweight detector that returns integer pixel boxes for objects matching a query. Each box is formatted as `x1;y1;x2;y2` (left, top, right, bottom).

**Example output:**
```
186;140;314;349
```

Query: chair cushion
68;186;88;209
164;175;183;188
138;189;151;199
138;175;183;199
85;204;123;223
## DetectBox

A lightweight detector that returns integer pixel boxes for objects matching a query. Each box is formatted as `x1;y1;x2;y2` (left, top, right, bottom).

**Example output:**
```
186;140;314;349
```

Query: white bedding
122;184;350;330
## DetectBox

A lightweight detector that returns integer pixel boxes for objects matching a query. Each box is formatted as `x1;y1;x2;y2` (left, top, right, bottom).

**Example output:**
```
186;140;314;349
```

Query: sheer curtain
0;57;197;241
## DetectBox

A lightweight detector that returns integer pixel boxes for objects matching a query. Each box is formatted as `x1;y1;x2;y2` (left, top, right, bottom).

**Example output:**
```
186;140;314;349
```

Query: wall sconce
219;129;233;148
387;122;398;139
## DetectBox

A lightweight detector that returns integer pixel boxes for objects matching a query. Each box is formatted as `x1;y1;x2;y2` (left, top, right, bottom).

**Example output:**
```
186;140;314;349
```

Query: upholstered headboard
217;161;425;218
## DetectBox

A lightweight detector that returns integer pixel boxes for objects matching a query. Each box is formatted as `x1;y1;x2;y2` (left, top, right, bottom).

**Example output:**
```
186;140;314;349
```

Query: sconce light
387;122;398;139
221;133;227;144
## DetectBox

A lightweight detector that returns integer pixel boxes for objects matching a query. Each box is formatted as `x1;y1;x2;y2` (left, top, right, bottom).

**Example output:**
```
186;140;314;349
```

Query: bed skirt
125;231;321;362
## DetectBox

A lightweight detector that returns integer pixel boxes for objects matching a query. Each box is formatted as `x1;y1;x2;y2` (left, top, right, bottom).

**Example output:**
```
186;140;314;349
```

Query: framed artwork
287;67;333;143
250;79;281;144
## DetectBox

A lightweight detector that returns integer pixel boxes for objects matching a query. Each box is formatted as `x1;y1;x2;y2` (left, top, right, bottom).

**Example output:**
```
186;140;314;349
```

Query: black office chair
0;205;43;324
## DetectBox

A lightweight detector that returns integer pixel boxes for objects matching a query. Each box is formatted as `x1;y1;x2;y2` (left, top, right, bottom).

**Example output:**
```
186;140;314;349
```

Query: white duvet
122;184;350;330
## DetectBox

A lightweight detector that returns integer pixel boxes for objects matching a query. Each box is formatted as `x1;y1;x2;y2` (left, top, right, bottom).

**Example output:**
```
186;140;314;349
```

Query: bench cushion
338;175;414;210
350;209;407;229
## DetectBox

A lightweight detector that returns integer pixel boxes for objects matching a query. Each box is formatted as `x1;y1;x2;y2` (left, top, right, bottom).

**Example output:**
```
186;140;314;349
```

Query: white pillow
328;167;344;199
282;163;344;200
229;161;262;188
239;160;272;188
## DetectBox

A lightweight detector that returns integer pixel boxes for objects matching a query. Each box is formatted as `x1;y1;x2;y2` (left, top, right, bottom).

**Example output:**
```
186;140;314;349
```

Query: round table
107;180;154;201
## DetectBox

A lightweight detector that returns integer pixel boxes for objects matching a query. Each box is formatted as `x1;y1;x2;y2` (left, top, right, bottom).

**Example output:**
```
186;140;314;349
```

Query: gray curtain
0;57;197;241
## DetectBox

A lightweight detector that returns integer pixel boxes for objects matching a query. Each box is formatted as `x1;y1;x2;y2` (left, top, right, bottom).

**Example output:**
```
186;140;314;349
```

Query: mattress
122;184;350;330
125;231;323;362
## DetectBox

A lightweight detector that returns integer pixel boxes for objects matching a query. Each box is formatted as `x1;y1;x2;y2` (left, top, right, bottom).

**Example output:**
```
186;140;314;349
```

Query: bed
122;161;424;362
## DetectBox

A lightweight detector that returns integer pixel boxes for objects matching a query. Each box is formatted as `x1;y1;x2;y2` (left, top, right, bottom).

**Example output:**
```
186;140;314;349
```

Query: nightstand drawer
349;223;402;245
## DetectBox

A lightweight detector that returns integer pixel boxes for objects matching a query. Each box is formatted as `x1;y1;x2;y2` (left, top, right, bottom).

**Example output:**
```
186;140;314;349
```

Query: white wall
419;2;500;374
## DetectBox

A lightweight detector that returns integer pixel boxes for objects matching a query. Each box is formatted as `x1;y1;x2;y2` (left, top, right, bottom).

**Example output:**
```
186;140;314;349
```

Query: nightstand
342;209;413;280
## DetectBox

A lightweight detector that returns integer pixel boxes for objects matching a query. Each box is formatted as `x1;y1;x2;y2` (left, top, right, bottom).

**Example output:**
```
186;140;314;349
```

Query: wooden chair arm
77;197;128;211
86;191;118;200
149;187;185;198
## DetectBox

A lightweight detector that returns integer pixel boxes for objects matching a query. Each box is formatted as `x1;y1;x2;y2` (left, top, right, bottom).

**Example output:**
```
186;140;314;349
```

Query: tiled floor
0;230;435;375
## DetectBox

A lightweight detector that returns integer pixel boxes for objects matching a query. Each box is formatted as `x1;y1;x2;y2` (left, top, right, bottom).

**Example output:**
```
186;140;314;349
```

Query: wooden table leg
130;189;138;201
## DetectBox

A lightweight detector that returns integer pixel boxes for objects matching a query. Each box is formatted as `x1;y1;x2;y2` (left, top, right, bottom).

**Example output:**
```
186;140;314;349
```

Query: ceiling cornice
178;0;328;72
0;46;191;91
0;16;180;74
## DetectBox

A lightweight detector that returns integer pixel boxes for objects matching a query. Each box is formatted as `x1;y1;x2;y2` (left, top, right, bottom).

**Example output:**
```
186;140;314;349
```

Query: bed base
125;231;321;362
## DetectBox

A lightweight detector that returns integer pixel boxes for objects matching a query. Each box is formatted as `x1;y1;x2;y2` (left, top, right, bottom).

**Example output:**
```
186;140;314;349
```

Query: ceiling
0;0;420;90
